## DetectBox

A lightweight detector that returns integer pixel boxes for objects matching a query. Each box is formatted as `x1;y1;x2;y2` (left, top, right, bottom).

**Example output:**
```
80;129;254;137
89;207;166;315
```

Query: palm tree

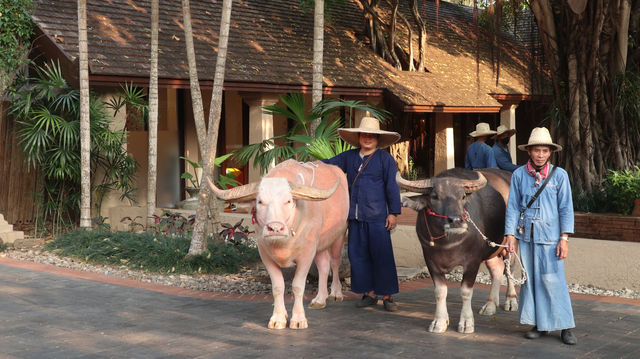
181;0;207;156
77;0;91;229
233;93;390;175
188;0;234;256
147;0;159;227
309;0;324;135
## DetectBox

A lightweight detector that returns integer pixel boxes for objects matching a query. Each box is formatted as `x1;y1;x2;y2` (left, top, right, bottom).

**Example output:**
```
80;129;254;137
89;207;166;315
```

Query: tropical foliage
233;93;390;175
44;229;260;274
8;61;140;234
0;0;33;96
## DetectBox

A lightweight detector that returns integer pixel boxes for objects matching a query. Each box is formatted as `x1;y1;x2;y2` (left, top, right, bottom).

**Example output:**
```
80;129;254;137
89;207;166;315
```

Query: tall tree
529;0;640;193
309;0;325;135
147;0;159;226
188;0;234;256
77;0;91;229
182;0;208;156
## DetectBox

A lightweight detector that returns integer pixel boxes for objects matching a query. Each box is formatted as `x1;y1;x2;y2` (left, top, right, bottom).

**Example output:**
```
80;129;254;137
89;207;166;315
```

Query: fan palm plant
8;60;139;234
233;93;390;175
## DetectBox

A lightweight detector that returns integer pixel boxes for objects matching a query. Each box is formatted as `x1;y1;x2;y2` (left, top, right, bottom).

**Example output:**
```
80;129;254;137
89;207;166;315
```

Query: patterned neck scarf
526;159;550;185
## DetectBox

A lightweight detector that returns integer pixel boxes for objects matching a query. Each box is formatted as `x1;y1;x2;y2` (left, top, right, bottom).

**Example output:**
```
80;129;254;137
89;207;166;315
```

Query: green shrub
44;229;260;274
572;187;612;214
603;166;640;215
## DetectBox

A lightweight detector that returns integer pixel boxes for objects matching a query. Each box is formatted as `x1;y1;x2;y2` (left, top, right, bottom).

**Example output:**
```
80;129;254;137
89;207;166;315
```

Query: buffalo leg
289;246;316;329
458;272;476;333
260;246;288;329
479;256;504;316
327;234;345;302
429;274;450;333
503;254;519;312
309;250;331;309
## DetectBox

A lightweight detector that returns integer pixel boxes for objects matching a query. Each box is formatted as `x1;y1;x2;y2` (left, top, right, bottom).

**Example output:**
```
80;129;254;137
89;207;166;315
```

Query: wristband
561;236;569;242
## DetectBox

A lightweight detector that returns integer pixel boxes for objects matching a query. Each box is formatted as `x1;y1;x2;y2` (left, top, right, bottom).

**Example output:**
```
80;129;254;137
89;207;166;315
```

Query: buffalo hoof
327;294;344;302
428;318;449;333
289;318;308;329
308;300;326;310
458;319;475;334
504;297;518;312
268;317;288;330
479;302;497;316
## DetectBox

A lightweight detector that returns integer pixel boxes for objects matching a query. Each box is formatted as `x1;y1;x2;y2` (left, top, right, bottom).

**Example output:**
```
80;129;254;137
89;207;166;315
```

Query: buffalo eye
258;199;263;205
285;199;292;205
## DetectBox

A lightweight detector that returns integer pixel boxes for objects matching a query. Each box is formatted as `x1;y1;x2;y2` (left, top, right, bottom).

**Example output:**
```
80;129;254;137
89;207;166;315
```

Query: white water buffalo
208;159;348;329
396;168;518;334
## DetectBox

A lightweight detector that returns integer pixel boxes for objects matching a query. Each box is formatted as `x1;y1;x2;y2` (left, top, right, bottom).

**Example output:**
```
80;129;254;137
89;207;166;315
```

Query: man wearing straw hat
492;125;519;172
465;122;498;170
504;127;577;345
322;117;402;312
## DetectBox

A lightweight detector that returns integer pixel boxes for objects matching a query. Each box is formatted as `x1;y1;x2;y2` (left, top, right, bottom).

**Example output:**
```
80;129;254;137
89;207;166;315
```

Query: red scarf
526;160;550;185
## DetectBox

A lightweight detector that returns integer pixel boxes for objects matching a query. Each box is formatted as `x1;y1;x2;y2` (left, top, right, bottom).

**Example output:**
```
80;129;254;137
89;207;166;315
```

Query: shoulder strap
349;150;376;191
524;164;557;210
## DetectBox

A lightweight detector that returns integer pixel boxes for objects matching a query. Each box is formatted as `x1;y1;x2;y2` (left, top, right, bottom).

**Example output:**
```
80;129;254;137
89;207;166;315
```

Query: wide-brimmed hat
518;127;562;152
338;117;401;149
469;122;497;138
493;125;516;139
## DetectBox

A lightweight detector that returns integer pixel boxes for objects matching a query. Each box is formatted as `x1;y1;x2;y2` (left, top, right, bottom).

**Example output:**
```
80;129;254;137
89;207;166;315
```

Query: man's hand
501;235;516;257
385;214;397;231
556;238;568;259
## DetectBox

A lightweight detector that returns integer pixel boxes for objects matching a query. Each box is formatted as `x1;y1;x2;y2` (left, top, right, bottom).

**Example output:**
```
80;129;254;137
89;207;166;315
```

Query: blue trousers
348;220;399;296
519;240;575;331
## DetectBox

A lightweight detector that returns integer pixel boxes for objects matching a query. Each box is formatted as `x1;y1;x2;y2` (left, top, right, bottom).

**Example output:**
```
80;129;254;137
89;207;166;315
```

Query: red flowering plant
219;219;254;246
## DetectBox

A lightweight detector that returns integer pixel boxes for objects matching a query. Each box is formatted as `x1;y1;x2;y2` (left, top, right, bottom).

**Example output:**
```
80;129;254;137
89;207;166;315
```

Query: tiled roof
31;0;543;109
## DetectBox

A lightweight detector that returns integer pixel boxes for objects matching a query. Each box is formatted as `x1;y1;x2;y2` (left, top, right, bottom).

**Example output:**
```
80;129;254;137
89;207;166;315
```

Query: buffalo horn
395;172;432;193
206;177;259;202
461;172;487;193
289;180;339;201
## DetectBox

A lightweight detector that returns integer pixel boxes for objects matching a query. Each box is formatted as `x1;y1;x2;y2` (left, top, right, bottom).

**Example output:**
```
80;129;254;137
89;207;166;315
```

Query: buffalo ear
401;195;429;211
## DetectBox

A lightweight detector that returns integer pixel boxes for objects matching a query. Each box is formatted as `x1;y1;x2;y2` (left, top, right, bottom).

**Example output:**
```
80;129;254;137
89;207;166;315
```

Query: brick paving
1;257;639;358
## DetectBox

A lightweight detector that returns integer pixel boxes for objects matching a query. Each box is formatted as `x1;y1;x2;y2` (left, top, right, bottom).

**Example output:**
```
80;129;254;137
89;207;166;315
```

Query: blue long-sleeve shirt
322;149;401;222
504;164;574;243
492;143;519;172
465;141;497;170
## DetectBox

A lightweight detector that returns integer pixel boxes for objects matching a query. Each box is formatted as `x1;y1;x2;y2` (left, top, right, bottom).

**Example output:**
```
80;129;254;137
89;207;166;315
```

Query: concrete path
1;258;639;358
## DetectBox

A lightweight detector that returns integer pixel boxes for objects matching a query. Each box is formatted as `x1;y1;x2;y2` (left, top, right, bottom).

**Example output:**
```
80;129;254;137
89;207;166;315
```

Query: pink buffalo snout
263;221;289;237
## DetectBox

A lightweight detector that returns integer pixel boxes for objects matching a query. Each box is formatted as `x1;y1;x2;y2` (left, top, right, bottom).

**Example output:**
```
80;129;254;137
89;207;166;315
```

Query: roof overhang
402;104;502;113
88;75;384;97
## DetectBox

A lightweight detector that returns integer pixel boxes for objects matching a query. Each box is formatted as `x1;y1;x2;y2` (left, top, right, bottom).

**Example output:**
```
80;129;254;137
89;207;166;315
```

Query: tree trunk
147;0;159;227
410;0;427;72
309;0;325;136
77;0;91;229
530;0;635;194
182;0;208;156
188;0;233;256
397;9;414;72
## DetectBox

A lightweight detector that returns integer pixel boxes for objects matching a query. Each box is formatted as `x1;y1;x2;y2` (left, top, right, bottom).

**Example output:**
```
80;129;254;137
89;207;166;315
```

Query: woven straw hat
518;127;562;152
469;122;497;138
493;125;516;139
338;117;401;149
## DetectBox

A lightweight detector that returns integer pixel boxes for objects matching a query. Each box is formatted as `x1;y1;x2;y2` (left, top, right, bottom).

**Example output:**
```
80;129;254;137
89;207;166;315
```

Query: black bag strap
349;150;376;191
522;164;557;213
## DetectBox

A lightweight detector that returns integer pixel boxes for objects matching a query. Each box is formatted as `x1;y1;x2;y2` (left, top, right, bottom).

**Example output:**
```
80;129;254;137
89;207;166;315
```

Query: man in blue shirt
504;127;577;345
465;122;498;170
492;125;519;172
322;117;402;312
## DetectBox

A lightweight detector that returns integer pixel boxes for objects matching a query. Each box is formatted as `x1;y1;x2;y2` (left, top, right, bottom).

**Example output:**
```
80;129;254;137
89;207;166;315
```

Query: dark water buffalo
396;168;518;333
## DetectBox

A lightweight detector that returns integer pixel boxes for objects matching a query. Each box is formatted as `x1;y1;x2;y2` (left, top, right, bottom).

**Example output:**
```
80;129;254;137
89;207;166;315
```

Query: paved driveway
1;259;639;358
